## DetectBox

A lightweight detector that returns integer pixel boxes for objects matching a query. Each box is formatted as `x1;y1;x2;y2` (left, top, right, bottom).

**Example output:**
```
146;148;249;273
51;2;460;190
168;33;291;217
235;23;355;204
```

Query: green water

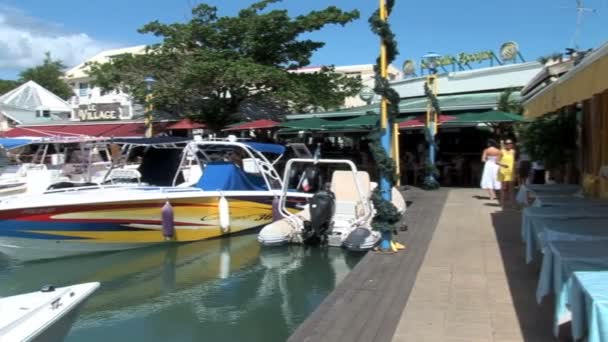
0;235;362;341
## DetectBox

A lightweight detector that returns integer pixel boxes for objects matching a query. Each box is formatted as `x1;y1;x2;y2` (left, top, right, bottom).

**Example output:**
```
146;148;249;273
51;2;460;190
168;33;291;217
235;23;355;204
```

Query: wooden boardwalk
288;187;448;342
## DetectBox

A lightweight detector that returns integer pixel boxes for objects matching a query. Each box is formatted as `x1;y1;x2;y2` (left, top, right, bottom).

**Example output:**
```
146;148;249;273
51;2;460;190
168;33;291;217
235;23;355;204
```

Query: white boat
0;140;311;261
0;282;99;342
258;158;406;251
0;137;117;196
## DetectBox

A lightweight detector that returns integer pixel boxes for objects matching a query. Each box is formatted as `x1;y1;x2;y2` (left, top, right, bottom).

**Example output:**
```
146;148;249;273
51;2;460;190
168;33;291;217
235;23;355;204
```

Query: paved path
392;188;555;342
288;187;448;342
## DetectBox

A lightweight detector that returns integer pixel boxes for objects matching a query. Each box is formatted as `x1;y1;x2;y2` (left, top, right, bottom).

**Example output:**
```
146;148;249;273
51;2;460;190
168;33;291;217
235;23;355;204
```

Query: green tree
87;1;361;131
518;112;577;170
0;79;21;96
19;52;74;100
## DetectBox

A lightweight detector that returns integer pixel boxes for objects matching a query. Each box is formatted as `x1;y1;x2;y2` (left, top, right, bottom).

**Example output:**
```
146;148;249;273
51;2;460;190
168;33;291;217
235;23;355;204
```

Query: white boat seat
330;170;371;218
107;168;141;184
330;170;371;201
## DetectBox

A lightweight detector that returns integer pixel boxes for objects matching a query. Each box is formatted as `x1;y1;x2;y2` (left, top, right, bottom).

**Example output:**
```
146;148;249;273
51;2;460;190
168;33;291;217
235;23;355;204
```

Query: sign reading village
77;103;127;121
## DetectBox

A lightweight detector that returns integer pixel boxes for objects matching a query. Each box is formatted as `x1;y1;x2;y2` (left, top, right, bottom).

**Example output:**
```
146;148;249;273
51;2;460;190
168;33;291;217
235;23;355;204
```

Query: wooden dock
288;187;448;342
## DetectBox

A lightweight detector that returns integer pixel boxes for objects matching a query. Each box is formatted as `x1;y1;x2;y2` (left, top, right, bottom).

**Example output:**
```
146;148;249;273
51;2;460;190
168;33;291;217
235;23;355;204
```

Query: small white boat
0;282;100;342
258;158;406;251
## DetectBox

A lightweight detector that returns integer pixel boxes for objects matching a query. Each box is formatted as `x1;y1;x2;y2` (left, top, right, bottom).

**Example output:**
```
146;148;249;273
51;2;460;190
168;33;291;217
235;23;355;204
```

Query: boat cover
196;162;267;191
0;138;33;149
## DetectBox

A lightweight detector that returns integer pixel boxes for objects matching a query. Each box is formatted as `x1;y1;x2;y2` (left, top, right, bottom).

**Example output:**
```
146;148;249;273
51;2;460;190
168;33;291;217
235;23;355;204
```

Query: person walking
498;139;516;207
480;139;502;200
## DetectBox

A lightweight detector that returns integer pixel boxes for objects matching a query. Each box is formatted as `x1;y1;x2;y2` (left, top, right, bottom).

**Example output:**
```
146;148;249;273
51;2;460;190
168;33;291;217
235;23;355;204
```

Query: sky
1;0;607;79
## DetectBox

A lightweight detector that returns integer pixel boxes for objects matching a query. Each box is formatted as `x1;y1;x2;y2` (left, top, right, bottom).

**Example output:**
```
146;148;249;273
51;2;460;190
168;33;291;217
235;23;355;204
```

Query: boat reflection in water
0;234;363;342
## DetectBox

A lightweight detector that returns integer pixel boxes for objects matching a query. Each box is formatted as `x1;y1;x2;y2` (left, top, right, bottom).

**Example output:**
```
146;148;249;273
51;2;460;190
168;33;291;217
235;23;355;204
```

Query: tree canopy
19;52;74;100
0;79;21;96
87;0;362;131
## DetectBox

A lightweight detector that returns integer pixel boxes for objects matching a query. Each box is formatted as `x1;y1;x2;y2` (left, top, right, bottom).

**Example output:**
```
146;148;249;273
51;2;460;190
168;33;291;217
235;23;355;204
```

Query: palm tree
497;88;522;114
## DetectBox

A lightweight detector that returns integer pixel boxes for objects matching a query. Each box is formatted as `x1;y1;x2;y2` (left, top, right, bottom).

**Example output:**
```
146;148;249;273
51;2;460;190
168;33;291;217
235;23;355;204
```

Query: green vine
367;0;402;233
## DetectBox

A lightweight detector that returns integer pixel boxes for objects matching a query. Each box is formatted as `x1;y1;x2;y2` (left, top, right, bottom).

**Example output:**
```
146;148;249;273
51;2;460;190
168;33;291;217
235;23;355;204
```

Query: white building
292;64;402;108
63;45;147;122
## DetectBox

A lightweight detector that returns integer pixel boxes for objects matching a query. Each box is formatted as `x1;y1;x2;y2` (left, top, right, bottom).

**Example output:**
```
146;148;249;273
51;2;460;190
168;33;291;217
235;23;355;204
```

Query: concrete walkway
392;188;555;342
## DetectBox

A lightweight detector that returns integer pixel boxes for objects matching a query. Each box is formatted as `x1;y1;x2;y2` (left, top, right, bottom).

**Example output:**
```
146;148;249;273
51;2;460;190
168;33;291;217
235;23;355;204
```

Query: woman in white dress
480;139;502;200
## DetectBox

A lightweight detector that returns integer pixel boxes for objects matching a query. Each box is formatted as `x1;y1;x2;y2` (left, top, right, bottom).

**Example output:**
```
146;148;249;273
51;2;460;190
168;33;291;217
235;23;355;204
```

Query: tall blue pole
379;0;392;251
425;74;438;185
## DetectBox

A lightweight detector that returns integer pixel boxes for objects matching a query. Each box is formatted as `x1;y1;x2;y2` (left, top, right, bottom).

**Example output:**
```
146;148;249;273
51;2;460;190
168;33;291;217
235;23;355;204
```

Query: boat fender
219;196;230;233
271;196;282;222
161;201;175;240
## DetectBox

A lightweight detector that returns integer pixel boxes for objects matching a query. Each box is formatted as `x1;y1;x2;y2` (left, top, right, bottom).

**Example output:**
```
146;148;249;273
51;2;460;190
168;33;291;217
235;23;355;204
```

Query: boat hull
0;190;305;261
0;282;99;342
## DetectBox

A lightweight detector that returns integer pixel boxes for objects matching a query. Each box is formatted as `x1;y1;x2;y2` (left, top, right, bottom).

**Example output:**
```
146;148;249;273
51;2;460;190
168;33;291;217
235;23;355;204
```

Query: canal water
0;235;363;341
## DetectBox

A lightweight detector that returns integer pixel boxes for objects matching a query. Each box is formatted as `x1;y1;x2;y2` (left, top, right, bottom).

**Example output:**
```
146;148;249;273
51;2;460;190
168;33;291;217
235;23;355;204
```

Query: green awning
279;117;333;130
285;91;519;120
321;115;378;128
445;110;526;125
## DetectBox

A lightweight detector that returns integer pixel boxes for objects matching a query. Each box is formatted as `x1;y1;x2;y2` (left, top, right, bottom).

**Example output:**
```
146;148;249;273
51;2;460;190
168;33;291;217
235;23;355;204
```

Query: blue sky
1;0;607;79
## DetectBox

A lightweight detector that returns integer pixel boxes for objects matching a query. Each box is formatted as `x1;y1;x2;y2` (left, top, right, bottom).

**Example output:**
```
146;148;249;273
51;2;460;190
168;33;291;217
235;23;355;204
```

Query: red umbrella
167;118;206;130
398;114;456;128
223;119;279;131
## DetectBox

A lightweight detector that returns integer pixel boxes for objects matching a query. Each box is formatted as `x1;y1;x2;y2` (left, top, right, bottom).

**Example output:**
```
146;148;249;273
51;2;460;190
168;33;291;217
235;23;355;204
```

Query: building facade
63;45;147;123
286;61;543;120
522;42;608;198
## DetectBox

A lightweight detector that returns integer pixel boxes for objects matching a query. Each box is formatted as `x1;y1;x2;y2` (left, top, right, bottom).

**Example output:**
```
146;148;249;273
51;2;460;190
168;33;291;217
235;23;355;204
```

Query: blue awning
0;138;33;149
243;142;286;155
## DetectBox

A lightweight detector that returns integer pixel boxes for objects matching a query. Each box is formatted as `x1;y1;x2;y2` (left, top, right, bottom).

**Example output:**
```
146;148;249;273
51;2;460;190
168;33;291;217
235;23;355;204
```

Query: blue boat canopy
0;138;34;149
196;162;267;191
243;142;286;155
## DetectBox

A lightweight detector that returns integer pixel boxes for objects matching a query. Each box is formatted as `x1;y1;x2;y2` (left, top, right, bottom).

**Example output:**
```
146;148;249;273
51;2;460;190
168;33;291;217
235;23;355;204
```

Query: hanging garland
366;0;402;233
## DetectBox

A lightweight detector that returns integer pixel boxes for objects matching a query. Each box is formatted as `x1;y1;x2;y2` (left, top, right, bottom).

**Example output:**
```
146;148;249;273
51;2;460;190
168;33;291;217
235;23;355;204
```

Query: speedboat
0;282;99;342
257;158;406;251
0;139;311;261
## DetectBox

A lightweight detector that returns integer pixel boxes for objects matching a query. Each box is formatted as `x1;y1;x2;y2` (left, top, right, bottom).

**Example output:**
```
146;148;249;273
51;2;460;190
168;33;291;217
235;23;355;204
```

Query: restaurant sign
415;42;523;75
420;50;496;69
77;103;128;121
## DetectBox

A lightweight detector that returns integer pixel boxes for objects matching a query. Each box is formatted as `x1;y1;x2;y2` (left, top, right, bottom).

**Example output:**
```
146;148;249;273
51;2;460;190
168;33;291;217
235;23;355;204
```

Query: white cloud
0;6;115;72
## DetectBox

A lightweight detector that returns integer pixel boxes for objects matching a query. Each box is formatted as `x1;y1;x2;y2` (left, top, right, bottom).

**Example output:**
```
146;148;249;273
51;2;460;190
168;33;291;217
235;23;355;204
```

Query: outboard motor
300;165;323;193
302;190;335;245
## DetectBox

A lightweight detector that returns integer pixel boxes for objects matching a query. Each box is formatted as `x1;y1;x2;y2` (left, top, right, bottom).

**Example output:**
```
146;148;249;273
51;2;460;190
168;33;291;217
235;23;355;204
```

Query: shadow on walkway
490;210;560;342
